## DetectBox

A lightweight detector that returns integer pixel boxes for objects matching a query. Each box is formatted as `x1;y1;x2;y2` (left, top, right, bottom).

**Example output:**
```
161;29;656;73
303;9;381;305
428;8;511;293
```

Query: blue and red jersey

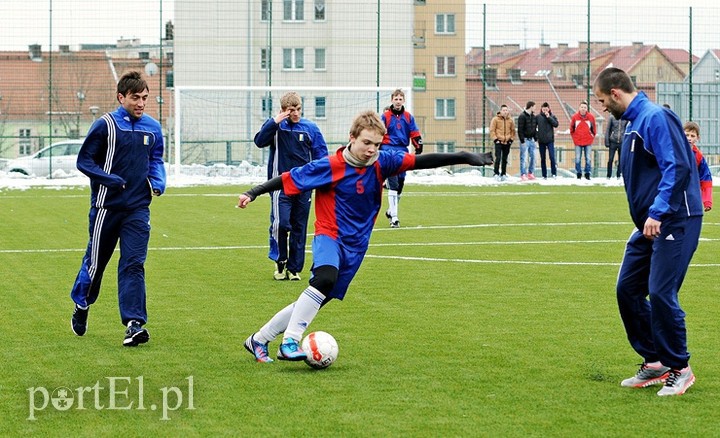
692;144;713;210
381;108;421;148
281;147;414;251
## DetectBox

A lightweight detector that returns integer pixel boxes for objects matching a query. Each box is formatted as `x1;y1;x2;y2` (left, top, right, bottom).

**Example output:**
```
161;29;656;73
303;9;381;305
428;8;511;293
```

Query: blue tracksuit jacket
77;106;166;209
620;92;703;229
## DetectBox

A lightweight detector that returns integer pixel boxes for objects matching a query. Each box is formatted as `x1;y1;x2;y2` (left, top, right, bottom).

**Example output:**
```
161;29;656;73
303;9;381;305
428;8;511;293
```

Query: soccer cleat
277;337;307;361
244;333;274;363
71;305;89;336
621;362;670;388
657;366;695;396
390;220;400;228
273;260;288;281
123;320;150;347
288;271;301;281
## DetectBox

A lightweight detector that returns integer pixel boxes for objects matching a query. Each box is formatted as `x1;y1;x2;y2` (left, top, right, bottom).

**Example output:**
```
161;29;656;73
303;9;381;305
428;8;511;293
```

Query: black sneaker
123;320;150;347
584;173;591;180
71;305;89;336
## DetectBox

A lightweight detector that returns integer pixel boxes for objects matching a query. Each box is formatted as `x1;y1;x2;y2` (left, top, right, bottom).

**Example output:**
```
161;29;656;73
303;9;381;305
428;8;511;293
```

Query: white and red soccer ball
302;331;339;369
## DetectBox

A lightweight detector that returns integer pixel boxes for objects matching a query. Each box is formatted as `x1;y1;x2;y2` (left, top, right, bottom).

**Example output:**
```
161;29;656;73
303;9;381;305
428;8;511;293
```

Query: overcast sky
1;0;717;55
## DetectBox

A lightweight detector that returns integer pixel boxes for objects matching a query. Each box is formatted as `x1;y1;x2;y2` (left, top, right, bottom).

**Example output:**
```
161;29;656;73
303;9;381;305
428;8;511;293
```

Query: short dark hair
541;102;550;108
500;104;508;109
117;71;149;98
525;101;535;109
594;67;636;95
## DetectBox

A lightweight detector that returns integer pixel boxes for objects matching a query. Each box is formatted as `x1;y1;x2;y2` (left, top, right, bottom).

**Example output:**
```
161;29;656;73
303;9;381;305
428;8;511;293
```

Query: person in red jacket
570;101;596;180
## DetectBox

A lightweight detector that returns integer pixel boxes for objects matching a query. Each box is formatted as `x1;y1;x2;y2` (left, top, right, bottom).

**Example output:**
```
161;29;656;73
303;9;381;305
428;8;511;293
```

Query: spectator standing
517;101;538;180
254;91;329;281
380;89;423;228
69;71;166;347
683;121;713;211
490;105;516;181
536;102;559;179
570;101;596;180
604;113;627;179
593;67;703;396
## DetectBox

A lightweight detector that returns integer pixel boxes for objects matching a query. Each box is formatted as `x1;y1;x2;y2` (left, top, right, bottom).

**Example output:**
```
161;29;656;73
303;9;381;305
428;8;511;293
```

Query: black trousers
606;144;621;178
493;142;512;176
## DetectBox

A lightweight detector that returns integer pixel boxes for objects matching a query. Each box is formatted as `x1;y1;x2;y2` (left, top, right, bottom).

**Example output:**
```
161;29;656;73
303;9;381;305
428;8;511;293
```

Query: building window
283;48;304;70
435;56;456;77
261;0;271;21
260;48;269;70
315;97;326;119
284;0;304;21
437;142;455;153
314;0;325;20
19;128;31;155
262;96;273;116
435;14;455;34
314;48;326;70
435;98;456;119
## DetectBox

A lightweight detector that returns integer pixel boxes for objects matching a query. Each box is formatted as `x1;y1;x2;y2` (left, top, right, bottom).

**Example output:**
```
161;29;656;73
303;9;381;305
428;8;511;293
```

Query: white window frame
435;14;455;35
315;96;327;119
260;48;269;71
435;56;456;77
437;141;456;153
261;0;271;21
283;48;305;70
314;0;325;21
314;48;326;71
435;98;456;120
284;0;304;21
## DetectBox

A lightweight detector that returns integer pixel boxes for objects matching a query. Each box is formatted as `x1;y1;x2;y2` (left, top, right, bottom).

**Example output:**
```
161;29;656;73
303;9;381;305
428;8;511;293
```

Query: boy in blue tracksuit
594;67;703;396
254;92;328;281
70;71;166;347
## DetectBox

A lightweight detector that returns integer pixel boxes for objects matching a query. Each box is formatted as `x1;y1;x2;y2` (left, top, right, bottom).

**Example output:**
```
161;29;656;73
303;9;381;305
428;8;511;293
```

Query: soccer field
2;184;719;436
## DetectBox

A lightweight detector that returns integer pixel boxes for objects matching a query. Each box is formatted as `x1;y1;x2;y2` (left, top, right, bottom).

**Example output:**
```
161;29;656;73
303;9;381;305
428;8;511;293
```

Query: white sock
283;286;326;342
388;190;399;220
256;303;294;344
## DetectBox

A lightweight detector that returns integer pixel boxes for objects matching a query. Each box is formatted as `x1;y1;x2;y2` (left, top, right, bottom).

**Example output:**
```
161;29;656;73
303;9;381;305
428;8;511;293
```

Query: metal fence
1;1;719;178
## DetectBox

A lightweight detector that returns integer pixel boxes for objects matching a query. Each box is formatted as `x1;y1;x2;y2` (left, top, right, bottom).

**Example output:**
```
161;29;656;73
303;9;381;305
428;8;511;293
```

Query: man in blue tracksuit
254;92;328;281
70;71;166;347
594;67;703;396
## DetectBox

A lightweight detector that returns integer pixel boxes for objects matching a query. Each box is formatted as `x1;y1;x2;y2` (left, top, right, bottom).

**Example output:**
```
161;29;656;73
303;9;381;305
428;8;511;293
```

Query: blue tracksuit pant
269;189;311;273
70;206;151;325
616;215;701;369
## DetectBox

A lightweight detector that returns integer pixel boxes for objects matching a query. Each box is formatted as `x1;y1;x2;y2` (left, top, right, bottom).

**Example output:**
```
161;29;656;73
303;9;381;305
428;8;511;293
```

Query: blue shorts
310;234;367;300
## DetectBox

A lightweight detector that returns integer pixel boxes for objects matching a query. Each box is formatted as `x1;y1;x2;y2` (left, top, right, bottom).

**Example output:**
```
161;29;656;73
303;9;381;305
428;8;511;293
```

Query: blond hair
350;110;386;138
280;91;302;110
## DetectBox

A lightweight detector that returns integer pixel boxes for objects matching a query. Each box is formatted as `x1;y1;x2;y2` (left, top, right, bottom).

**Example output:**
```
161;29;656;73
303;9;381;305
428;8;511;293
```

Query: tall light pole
76;91;85;138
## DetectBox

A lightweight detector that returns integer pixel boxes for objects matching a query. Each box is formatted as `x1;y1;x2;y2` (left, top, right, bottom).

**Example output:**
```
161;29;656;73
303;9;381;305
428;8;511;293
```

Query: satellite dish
145;62;159;76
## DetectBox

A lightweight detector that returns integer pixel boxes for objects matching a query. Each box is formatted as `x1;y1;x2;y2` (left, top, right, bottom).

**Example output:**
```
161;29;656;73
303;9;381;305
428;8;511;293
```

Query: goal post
171;85;411;176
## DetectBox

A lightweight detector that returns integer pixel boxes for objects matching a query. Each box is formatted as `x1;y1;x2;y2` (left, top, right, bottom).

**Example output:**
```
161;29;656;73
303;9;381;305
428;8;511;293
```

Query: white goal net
171;86;410;175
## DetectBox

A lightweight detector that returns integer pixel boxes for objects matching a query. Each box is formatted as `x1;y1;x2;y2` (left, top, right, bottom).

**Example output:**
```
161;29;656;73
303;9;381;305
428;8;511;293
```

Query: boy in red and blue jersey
683;121;713;212
380;89;423;228
238;110;492;363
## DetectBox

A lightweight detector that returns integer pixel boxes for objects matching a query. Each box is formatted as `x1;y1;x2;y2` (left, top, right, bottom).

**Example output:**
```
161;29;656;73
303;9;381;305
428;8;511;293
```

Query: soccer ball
301;331;339;369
